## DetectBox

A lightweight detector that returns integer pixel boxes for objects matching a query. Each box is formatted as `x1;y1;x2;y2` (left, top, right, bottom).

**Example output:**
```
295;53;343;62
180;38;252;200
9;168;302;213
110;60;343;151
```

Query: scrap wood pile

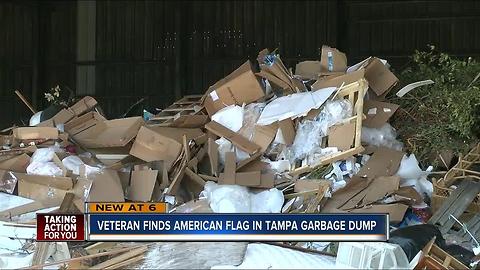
0;45;479;269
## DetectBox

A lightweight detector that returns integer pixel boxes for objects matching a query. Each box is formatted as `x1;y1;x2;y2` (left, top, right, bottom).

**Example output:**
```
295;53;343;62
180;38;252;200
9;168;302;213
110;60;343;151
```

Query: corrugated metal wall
1;0;479;128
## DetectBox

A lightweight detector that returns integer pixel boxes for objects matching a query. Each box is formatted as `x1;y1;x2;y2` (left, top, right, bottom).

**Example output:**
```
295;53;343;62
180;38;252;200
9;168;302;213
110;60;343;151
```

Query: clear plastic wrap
361;123;404;151
238;102;266;140
314;99;353;135
290;99;353;161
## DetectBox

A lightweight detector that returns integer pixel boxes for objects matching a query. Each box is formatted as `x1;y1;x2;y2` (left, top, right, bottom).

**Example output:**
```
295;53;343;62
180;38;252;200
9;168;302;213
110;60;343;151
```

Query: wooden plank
31;242;52;268
89;246;147;269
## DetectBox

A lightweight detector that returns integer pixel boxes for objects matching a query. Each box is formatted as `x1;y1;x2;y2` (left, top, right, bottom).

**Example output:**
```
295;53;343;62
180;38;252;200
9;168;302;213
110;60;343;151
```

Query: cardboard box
129;126;183;170
70;96;98;116
13;127;58;140
363;100;399;128
70;116;144;148
130;126;202;169
295;61;321;80
64;111;107;136
364;58;399;96
203;61;265;116
320;46;347;73
205;121;261;155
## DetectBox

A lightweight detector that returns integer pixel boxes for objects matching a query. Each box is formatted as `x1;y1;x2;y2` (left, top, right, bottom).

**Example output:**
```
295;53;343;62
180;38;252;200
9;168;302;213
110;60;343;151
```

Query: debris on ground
0;45;479;269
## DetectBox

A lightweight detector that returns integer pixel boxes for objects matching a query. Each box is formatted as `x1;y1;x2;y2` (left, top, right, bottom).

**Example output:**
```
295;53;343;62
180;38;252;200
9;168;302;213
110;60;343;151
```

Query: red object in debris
66;145;76;154
412;205;432;223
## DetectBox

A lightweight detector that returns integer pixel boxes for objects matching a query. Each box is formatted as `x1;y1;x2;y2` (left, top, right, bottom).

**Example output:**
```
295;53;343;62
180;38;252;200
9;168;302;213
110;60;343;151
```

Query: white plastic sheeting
212;243;336;269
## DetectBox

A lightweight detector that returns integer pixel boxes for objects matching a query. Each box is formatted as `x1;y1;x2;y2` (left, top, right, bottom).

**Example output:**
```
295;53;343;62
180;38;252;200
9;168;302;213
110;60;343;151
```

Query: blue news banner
86;213;389;241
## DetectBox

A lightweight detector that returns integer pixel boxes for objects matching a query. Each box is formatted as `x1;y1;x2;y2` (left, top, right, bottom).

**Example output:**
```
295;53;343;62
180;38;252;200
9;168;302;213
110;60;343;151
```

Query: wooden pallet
439;143;480;187
415;238;469;270
428;180;480;235
290;79;367;176
149;95;205;125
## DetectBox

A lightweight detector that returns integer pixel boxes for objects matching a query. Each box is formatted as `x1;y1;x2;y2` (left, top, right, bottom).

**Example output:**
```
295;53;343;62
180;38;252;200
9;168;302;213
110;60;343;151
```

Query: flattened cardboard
312;69;365;90
320;46;347;73
208;138;219;176
294;179;328;192
203;61;265;116
237;159;274;188
341;176;400;210
349;203;408;223
276;119;296;145
252;124;278;152
18;179;67;203
219;153;267;187
129;126;182;170
148;127;204;144
72;117;143;148
128;168;159;202
328;122;356;151
394;186;423;205
0;154;30;172
205;121;260;155
221;152;236;185
356;147;404;180
363;100;399;128
87;170;124;202
13;173;73;190
295;61;321;80
171;115;209;128
364;58;399;96
13;127;58;140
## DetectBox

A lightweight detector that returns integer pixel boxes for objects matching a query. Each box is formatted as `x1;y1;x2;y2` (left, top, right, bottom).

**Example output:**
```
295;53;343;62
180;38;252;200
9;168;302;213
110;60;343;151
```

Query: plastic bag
26;161;63;176
362;123;404;151
201;181;251;213
62;155;101;176
395;154;433;198
201;181;284;213
30;148;56;163
251;188;284;213
211;105;244;132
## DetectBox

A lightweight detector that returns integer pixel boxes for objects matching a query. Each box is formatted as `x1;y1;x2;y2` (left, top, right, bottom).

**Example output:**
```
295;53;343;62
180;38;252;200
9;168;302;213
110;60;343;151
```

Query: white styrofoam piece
212;243;336;269
257;87;336;125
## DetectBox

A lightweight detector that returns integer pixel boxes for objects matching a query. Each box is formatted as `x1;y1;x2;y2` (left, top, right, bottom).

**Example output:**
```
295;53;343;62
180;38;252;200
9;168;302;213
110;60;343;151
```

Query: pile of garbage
0;46;479;269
